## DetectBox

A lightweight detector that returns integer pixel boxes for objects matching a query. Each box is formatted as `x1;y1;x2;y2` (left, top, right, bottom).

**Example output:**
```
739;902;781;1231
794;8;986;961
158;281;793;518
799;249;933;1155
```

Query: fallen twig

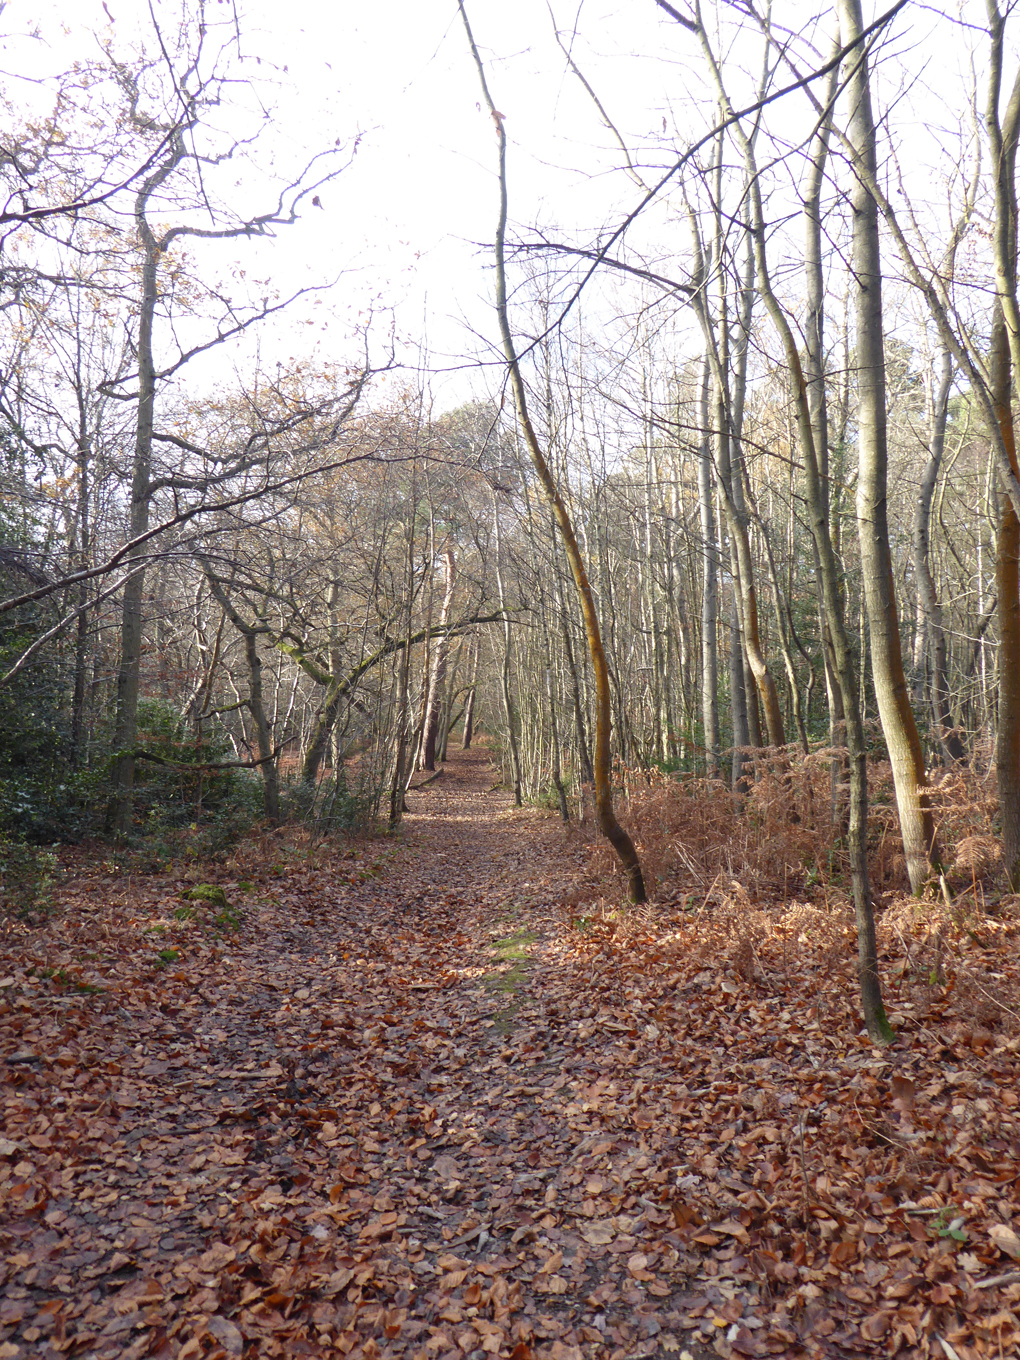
975;1269;1020;1290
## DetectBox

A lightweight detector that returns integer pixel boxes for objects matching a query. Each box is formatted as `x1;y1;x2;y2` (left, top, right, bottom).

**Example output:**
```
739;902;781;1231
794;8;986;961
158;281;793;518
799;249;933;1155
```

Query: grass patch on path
484;927;536;989
482;928;537;1032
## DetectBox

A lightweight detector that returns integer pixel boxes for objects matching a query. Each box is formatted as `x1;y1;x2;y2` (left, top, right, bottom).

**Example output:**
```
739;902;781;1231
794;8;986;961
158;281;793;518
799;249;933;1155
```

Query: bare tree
460;0;646;902
99;4;361;833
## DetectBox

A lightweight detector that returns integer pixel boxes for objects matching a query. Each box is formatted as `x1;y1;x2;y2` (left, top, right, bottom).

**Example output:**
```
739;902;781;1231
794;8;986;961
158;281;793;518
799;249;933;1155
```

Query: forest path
19;748;1020;1360
0;746;733;1360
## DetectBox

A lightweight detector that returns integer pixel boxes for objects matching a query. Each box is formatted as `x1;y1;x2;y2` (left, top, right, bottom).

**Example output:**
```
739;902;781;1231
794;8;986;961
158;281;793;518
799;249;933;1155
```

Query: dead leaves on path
1;753;1020;1360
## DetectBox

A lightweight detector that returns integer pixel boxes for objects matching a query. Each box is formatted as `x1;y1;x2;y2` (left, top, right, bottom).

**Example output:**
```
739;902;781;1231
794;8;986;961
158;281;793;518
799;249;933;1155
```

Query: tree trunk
540;587;569;823
721;448;783;746
105;115;191;836
803;50;851;827
68;388;93;769
838;0;940;894
686;3;891;1037
389;509;416;830
461;3;645;900
759;510;810;754
729;592;752;795
687;193;782;753
986;1;1020;886
107;206;160;835
557;567;595;787
992;313;1020;886
493;489;523;805
420;547;456;770
461;637;479;749
242;629;280;824
200;564;280;824
697;355;720;775
302;683;345;787
796;34;890;1038
437;636;465;763
915;346;967;764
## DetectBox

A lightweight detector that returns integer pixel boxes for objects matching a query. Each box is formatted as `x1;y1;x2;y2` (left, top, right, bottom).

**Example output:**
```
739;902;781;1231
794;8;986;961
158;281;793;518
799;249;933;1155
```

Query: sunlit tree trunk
461;636;479;749
677;0;891;1037
437;636;466;762
557;570;595;788
991;315;1020;885
461;1;645;900
493;488;523;805
389;503;416;830
729;593;751;794
838;0;940;894
802;52;850;825
538;578;569;822
687;134;784;753
986;0;1020;886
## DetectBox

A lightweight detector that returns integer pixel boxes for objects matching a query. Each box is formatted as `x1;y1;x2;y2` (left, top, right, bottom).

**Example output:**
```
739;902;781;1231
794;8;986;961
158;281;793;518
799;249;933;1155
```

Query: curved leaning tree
458;1;647;906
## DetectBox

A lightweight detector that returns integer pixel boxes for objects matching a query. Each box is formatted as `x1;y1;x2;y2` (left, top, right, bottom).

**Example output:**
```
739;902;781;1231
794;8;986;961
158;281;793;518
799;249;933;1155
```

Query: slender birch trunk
493;489;523;806
420;547;456;770
557;571;595;787
389;504;416;830
673;1;891;1037
461;637;479;749
802;51;851;824
697;355;720;776
729;594;751;795
688;180;784;751
986;0;1020;885
991;314;1020;885
915;348;967;764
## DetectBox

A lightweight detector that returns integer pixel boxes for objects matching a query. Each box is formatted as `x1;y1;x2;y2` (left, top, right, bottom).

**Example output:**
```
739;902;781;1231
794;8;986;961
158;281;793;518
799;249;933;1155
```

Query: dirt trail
0;748;731;1360
11;750;1016;1359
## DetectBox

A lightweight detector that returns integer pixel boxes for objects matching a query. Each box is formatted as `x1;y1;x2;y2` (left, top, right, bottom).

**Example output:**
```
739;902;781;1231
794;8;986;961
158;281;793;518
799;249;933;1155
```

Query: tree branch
505;0;910;359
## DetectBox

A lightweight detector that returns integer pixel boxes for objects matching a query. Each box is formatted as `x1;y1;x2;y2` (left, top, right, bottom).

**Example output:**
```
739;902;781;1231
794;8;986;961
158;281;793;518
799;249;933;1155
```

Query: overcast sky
2;0;702;402
0;1;990;410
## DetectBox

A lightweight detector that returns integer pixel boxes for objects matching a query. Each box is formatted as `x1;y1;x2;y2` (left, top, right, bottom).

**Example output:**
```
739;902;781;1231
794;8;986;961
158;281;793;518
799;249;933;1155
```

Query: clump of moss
181;883;229;909
175;882;244;933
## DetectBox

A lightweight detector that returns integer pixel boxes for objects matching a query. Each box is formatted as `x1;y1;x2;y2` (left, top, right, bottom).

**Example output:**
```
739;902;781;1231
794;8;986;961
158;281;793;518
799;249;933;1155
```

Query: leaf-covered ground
2;747;1019;1360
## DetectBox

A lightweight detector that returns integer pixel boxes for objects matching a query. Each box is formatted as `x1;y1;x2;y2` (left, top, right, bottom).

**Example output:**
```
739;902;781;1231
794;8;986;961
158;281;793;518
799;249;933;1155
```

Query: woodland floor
2;746;1020;1360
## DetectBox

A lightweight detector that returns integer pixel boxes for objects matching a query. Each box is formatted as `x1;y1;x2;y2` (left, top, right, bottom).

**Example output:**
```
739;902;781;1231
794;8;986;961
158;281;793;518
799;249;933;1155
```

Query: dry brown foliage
605;748;1004;907
2;748;1019;1360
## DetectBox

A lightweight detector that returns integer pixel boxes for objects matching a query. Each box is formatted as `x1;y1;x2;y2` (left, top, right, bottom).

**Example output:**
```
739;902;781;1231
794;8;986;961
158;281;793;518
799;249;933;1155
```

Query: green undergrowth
27;964;103;995
486;961;529;994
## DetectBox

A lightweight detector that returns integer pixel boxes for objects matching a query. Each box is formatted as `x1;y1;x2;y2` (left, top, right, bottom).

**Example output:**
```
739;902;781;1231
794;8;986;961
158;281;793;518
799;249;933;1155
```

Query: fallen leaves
579;1221;615;1246
1;748;1019;1359
890;1072;916;1111
989;1222;1020;1260
205;1314;245;1355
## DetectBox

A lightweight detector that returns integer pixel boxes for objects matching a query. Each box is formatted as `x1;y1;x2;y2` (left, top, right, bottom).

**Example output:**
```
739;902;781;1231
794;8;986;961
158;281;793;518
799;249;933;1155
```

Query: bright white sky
0;0;998;411
3;0;677;407
231;0;690;400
